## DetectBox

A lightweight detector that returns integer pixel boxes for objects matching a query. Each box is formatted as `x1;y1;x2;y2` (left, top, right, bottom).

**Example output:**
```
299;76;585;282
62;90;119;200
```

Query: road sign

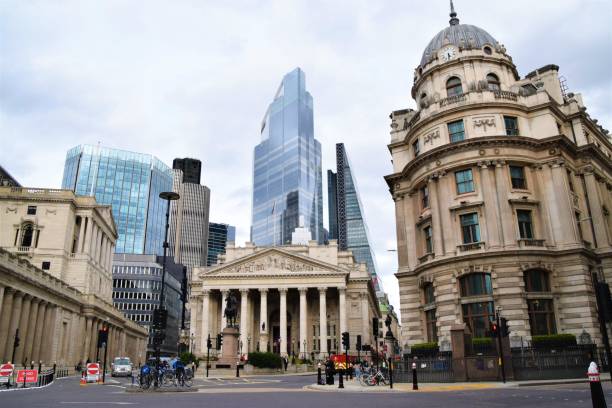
16;370;38;383
86;363;100;382
0;363;14;383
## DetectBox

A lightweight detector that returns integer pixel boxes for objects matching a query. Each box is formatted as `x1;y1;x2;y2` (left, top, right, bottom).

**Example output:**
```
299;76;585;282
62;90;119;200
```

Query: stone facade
190;240;380;360
0;186;148;365
385;10;612;348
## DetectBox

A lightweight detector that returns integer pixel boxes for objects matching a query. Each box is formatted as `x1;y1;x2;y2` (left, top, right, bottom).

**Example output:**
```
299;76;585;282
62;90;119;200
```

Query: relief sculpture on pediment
227;254;315;273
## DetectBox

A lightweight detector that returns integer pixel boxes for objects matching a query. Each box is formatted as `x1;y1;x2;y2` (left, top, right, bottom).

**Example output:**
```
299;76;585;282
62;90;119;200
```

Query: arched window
21;223;34;248
486;73;500;91
446;77;463;97
524;270;556;335
460;273;494;337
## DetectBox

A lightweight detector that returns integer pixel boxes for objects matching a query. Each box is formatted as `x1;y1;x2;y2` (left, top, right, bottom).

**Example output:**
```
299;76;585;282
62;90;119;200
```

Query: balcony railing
457;242;484;252
16;246;33;255
518;238;546;248
439;93;467;107
493;90;518;101
418;253;435;264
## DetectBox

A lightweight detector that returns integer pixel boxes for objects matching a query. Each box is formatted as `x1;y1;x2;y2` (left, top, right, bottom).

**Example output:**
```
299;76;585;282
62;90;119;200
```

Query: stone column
5;291;24;361
15;295;32;364
84;217;93;254
584;170;610;248
82;317;93;362
403;193;418;269
189;299;198;353
101;236;108;268
78;216;87;252
31;302;47;363
0;289;15;359
318;287;327;357
339;287;347;338
428;177;444;257
0;285;5;322
42;305;58;363
259;289;268;351
479;162;502;248
91;224;99;263
239;289;249;356
23;298;40;363
298;288;307;358
200;290;210;354
279;288;288;357
547;161;579;246
494;161;516;247
361;293;370;346
221;290;229;329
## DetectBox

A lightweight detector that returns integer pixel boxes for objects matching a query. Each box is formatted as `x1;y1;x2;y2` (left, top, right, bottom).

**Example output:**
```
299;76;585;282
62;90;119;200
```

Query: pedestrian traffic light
490;322;499;338
216;333;223;350
372;318;379;337
341;332;350;349
207;334;212;350
500;317;509;337
97;326;109;347
356;335;362;351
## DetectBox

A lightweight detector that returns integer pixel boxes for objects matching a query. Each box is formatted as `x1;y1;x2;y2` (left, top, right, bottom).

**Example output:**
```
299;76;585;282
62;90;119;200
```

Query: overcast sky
1;0;611;316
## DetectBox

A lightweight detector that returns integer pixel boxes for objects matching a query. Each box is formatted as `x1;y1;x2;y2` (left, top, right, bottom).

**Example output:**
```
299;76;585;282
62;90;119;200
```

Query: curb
303;384;401;393
515;379;589;387
125;386;199;393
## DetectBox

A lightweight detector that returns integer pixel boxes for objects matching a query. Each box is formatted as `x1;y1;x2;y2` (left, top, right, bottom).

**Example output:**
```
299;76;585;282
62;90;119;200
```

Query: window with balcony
424;225;433;254
413;139;420;156
509;165;526;189
460;213;481;244
455;169;474;194
448;120;465;142
517;209;534;239
486;73;500;91
446;77;463;97
20;223;34;248
421;185;429;209
504;116;519;136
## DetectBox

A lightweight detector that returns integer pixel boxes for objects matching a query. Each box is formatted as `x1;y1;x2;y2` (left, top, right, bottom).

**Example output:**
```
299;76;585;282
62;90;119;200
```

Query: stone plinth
216;327;239;369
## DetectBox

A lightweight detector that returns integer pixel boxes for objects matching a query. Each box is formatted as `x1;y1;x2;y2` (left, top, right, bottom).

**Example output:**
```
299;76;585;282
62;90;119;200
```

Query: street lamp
154;191;180;367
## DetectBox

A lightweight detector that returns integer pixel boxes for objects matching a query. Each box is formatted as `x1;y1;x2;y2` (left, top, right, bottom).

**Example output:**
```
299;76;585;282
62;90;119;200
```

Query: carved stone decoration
423;129;440;145
473;117;496;131
6;207;17;213
226;254;316;274
45;209;57;215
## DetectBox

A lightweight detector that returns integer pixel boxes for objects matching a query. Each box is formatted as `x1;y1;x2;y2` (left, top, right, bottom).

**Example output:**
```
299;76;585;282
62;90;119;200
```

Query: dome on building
419;2;499;68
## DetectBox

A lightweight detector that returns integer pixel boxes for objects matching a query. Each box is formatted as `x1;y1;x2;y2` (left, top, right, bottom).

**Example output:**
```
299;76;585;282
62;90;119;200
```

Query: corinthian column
298;288;307;358
279;288;287;357
0;289;15;359
318;287;327;357
200;290;210;354
339;287;347;337
239;289;249;356
259;289;268;351
5;291;24;361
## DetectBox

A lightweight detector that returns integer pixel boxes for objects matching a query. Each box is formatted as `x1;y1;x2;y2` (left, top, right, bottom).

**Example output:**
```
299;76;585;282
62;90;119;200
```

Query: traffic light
97;326;109;347
500;317;509;337
356;335;362;351
152;308;168;331
372;317;379;337
490;322;499;338
341;332;350;349
207;334;212;350
216;333;223;350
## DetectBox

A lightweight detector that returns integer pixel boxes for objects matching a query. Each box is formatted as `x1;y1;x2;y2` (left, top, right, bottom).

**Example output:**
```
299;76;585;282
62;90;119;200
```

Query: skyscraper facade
168;161;211;270
172;158;202;185
62;144;173;255
207;222;236;266
328;143;382;296
251;68;324;246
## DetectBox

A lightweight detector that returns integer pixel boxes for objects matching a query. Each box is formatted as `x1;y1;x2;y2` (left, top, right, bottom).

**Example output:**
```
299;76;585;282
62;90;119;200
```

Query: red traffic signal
490;322;499;337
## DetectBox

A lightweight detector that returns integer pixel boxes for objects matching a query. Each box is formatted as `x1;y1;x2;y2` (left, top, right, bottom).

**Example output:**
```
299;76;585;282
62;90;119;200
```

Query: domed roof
419;3;499;68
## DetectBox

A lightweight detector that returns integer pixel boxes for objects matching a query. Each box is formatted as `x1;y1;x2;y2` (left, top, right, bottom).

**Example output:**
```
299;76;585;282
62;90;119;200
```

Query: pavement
1;373;612;407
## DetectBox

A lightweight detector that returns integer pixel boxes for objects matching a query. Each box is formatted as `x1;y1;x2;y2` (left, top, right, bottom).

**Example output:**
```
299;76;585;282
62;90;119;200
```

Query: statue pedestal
216;327;240;369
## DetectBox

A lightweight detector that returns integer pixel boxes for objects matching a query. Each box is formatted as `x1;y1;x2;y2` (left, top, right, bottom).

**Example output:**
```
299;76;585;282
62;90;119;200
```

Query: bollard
236;361;240;378
338;368;344;389
412;361;418;390
317;364;322;385
388;358;393;389
588;362;607;408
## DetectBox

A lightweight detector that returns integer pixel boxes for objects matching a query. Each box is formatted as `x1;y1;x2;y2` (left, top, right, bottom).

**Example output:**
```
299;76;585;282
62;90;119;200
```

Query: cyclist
172;357;186;386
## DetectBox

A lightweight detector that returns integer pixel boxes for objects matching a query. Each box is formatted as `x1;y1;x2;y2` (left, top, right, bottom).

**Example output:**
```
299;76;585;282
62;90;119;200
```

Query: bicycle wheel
366;375;377;386
162;372;174;387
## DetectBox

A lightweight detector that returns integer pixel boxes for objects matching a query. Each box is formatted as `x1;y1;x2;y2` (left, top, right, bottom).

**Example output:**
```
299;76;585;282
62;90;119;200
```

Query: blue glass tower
328;143;382;296
251;68;324;245
62;145;173;255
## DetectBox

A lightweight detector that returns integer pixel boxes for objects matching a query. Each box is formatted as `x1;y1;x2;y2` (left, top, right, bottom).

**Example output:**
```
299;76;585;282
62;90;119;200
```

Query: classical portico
190;241;380;360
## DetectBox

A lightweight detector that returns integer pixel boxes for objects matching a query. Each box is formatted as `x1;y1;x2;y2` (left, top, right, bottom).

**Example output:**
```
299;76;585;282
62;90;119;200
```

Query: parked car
111;357;133;377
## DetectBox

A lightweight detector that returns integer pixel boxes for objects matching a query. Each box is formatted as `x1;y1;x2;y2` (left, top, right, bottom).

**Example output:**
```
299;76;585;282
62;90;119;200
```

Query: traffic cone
80;371;87;386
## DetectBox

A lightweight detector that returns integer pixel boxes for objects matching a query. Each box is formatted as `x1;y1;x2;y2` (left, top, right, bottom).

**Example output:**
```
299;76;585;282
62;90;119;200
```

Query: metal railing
457;242;484;252
394;354;454;383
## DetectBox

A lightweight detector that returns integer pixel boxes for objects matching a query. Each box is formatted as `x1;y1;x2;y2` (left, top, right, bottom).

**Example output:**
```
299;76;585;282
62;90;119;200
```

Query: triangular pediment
200;247;348;278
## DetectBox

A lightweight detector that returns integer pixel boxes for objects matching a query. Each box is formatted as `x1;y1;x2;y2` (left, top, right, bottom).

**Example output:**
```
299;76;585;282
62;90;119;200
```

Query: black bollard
317;365;322;385
236;362;240;378
389;358;393;389
588;362;607;408
412;362;418;390
338;368;344;389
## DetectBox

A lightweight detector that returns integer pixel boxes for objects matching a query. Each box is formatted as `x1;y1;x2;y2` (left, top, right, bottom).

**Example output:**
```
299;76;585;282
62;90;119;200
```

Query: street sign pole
496;310;506;384
206;334;210;378
102;340;108;383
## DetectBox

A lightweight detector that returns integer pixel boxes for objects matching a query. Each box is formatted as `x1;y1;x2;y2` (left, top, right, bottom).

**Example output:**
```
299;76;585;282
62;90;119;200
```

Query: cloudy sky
1;0;611;315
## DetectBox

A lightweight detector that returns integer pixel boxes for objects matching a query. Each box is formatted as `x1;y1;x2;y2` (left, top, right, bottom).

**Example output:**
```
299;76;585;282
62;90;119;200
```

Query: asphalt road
1;374;611;408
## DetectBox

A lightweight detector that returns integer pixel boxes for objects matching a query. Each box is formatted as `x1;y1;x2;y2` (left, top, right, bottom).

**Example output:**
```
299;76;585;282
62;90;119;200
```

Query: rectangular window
425;309;438;342
517;210;534;239
413;139;420;156
509;166;526;189
462;301;495;338
42;261;51;270
504;116;519;136
460;213;481;244
528;299;556;335
424;226;433;254
455;169;474;194
447;120;465;143
27;206;37;215
421;185;429;209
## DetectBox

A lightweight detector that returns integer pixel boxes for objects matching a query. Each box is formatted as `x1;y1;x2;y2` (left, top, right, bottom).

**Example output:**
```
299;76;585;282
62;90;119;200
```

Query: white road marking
61;403;136;405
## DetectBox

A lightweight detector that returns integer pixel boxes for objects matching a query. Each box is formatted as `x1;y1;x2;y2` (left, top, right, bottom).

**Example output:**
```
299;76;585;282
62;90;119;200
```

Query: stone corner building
190;240;380;359
0;186;148;366
385;8;611;348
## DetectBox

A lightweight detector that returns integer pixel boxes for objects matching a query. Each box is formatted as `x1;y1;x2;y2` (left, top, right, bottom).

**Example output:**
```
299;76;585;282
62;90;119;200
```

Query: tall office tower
328;143;382;296
207;223;236;266
251;68;324;246
172;158;202;185
62;145;173;255
168;160;210;270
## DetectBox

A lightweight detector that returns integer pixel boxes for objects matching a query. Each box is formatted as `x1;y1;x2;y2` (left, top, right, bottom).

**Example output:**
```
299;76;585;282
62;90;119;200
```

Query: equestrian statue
224;291;238;328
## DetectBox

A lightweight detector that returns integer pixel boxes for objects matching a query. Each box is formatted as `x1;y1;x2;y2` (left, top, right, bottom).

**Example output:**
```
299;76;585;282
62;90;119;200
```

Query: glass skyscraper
62;145;173;255
207;222;236;266
328;143;382;296
251;68;324;245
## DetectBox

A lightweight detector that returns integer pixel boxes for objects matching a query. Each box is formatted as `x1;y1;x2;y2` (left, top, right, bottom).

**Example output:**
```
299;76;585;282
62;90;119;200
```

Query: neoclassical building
190;241;380;359
0;186;148;366
385;7;611;348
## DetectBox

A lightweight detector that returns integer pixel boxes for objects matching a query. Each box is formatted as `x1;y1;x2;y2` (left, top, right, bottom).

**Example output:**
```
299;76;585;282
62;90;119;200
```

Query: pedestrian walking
283;355;289;371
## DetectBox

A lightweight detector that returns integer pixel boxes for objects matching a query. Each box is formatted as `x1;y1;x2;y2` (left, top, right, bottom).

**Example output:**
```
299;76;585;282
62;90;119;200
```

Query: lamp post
247;335;251;356
303;340;307;360
154;191;180;367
